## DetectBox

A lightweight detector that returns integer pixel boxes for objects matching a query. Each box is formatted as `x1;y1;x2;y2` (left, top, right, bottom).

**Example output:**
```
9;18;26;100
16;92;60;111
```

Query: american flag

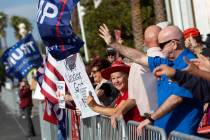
36;53;75;124
36;53;63;124
41;53;64;104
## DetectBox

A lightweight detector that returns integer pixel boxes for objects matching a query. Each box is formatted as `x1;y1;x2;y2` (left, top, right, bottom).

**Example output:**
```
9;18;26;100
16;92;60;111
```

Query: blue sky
0;0;40;47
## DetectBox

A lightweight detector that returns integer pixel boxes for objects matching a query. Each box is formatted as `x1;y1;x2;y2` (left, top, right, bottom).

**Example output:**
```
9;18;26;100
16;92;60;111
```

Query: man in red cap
183;27;210;57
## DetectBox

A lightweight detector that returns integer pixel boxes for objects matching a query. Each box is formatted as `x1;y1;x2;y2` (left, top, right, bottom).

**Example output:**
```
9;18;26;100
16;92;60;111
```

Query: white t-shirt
128;47;164;116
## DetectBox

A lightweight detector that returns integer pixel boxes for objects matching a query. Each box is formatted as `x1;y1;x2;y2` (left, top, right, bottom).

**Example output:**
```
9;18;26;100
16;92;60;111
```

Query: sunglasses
159;39;179;49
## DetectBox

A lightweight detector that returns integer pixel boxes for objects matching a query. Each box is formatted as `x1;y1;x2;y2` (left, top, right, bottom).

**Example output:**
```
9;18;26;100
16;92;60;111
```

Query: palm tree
130;0;144;51
10;16;32;40
153;0;166;23
0;12;8;50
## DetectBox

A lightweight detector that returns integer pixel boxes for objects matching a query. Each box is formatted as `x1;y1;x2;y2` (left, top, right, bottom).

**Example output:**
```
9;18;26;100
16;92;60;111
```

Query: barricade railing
80;115;101;140
79;116;208;140
168;131;209;140
127;121;167;140
99;115;128;140
80;115;128;140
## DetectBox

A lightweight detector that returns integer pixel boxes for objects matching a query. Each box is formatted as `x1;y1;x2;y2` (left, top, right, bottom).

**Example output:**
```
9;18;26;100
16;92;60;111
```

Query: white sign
33;84;44;100
58;53;100;118
56;81;66;109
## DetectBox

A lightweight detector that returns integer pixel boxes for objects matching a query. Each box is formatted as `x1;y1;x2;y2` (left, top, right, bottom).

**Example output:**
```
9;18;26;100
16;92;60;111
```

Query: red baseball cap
183;27;200;39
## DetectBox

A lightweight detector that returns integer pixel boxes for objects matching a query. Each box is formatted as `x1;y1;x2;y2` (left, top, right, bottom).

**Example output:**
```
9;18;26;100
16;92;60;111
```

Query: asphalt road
0;100;41;140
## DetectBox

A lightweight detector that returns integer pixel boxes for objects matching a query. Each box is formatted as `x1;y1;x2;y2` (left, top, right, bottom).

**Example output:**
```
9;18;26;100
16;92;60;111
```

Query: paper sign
58;53;100;118
56;81;66;109
33;84;45;100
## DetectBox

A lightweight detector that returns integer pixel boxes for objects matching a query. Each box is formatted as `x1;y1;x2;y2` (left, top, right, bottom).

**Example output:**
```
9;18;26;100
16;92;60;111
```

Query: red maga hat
101;60;130;80
183;27;200;39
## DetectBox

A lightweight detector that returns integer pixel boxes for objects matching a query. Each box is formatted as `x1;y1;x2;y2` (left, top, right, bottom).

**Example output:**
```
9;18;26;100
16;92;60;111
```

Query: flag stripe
42;88;58;104
47;61;64;81
43;75;57;91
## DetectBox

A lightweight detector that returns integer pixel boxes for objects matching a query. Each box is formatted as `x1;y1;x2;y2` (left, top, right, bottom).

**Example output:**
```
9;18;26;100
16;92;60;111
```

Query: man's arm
99;24;148;66
87;95;125;116
110;42;148;66
150;95;183;120
153;65;210;102
188;68;210;81
137;95;183;135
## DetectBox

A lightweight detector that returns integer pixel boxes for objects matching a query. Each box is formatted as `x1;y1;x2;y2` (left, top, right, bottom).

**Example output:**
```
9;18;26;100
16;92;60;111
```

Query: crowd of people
80;23;210;138
19;22;210;138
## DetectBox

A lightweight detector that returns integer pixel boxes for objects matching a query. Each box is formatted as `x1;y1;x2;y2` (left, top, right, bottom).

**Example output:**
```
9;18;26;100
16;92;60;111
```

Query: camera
106;47;116;56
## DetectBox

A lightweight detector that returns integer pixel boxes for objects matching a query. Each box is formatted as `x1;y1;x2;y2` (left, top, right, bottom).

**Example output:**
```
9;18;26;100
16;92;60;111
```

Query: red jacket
19;86;33;109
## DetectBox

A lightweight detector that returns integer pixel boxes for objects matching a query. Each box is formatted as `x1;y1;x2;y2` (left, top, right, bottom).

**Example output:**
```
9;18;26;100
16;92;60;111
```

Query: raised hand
183;57;200;74
153;64;176;78
194;54;210;72
99;24;113;45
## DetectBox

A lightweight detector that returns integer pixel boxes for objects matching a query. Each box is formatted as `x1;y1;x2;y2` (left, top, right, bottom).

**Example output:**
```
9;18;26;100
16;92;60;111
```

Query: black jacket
172;70;210;103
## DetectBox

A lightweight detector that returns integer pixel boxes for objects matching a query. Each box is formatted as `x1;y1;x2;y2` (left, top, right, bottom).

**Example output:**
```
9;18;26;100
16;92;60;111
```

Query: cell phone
114;29;121;41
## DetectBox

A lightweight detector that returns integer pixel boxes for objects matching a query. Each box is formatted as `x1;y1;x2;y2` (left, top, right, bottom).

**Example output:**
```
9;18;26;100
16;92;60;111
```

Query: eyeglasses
159;39;179;49
91;70;100;74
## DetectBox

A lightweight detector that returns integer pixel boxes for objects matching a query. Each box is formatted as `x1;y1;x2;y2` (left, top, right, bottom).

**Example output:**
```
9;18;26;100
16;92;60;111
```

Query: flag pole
77;2;89;63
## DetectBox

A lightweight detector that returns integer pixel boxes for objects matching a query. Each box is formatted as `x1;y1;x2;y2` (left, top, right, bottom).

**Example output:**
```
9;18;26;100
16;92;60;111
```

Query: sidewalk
0;100;41;140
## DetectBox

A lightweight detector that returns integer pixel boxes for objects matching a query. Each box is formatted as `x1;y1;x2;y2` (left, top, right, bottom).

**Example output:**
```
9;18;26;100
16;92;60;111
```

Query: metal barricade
168;131;209;140
80;115;101;140
38;102;57;140
127;121;167;140
80;115;128;140
99;115;128;140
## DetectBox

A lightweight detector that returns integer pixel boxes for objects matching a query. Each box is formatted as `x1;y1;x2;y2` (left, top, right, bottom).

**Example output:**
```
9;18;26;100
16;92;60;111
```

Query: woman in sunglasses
90;58;119;107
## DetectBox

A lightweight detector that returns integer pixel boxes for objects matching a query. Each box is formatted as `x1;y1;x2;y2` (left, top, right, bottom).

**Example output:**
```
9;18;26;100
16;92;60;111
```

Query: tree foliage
10;15;32;40
0;12;8;38
81;0;155;58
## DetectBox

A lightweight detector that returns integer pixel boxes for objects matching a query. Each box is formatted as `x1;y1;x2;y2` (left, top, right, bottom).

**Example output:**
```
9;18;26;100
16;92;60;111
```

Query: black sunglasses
159;39;179;49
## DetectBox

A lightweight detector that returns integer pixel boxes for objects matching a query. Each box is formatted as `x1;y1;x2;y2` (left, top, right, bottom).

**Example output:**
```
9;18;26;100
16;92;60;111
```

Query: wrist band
147;116;155;124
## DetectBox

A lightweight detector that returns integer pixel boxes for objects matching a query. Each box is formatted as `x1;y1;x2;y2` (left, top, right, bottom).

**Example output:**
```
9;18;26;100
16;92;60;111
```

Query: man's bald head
158;26;184;43
144;25;161;48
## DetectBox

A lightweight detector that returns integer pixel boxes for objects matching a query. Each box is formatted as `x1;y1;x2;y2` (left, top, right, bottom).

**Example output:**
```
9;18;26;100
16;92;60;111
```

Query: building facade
165;0;210;37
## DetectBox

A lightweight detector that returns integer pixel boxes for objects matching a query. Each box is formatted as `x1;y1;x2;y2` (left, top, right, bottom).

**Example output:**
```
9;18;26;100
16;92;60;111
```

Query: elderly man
104;25;165;128
99;25;203;135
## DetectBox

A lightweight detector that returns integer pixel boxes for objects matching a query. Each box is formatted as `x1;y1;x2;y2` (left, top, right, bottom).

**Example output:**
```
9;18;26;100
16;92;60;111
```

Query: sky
0;0;40;47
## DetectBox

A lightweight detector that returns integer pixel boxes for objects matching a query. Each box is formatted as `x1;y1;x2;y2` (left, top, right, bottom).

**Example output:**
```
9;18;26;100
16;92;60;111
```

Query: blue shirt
148;49;203;135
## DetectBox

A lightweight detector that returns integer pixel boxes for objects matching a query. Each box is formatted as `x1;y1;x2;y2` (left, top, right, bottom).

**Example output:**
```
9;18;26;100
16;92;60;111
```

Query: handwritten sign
58;53;100;118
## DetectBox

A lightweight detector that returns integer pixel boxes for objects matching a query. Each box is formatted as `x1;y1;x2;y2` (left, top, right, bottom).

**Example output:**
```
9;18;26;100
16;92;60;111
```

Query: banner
58;53;100;118
37;0;84;60
2;33;43;80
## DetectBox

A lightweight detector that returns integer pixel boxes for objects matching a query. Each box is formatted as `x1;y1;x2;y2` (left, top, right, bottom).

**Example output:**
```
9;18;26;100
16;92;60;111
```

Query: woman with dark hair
90;58;119;107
